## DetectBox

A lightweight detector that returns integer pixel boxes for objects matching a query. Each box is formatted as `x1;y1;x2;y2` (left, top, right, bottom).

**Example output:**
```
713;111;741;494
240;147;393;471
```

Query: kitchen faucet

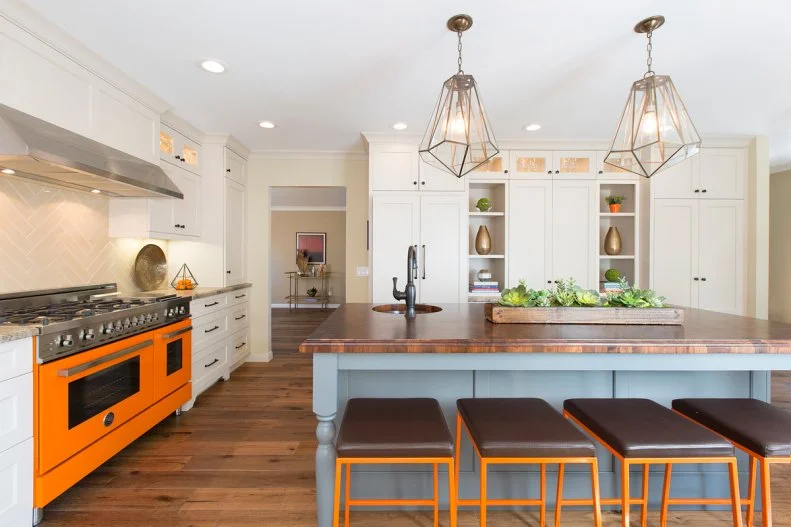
392;245;417;317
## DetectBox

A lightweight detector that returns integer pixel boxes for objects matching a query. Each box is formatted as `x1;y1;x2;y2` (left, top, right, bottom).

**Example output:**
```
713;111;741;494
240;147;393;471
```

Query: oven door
153;318;192;402
38;332;154;474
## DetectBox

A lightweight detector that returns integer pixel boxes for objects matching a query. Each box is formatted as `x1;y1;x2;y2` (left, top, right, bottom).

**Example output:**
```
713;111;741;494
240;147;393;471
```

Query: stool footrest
458;498;542;507
560;498;644;506
347;499;435;507
667;498;737;506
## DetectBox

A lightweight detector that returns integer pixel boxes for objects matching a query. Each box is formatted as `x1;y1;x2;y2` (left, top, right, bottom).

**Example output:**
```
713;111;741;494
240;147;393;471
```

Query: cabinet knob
701;189;707;193
421;181;426;185
555;170;560;174
547;280;552;284
598;170;603;174
226;168;231;173
504;169;509;174
227;270;231;274
547;170;552;175
413;181;418;185
694;189;700;193
701;277;707;281
693;277;699;281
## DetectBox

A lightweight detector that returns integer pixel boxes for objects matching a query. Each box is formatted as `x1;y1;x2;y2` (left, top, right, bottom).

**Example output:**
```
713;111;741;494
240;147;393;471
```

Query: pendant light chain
457;31;464;74
645;31;654;77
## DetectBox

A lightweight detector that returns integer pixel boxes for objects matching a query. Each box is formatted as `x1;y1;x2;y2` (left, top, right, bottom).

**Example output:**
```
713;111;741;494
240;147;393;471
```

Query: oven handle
159;326;193;340
57;340;153;378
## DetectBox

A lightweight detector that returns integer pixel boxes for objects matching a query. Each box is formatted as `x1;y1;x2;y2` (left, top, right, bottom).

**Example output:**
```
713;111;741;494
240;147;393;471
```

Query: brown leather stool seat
672;398;791;457
564;398;733;458
336;398;453;458
457;397;596;458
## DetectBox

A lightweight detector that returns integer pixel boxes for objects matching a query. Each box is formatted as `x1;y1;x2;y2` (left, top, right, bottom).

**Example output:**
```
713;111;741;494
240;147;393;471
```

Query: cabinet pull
700;277;707;282
235;294;246;299
701;189;707;193
204;358;219;368
160;326;193;339
547;170;552;175
413;181;418;186
204;301;220;307
204;325;220;333
547;280;552;284
226;168;231;173
58;340;152;377
235;314;246;320
227;270;232;274
504;169;509;174
422;244;426;279
235;342;246;349
555;170;560;174
694;189;700;193
421;181;426;185
693;277;699;281
366;220;370;251
598;170;603;174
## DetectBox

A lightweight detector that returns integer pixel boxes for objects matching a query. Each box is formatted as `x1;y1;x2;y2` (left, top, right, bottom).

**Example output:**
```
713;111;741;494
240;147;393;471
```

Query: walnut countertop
298;303;791;354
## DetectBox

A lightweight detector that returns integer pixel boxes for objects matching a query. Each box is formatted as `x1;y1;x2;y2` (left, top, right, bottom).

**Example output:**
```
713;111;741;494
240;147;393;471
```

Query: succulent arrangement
307;287;318;297
605;195;626;205
499;277;665;309
476;197;492;211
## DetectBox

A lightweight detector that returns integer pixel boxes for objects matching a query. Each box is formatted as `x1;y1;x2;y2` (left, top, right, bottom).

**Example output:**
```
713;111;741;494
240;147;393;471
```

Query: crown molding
202;134;251;158
0;0;171;114
248;150;367;161
161;112;205;144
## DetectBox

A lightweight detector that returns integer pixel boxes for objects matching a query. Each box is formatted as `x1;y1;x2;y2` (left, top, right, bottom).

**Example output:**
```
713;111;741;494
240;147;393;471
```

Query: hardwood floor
41;310;791;526
271;307;336;355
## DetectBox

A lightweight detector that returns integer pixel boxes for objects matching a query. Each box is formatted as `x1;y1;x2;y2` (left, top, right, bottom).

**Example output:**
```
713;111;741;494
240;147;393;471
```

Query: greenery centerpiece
499;277;664;308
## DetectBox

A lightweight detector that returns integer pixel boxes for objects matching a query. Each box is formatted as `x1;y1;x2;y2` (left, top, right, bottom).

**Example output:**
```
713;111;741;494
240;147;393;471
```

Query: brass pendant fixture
419;14;499;178
604;15;701;178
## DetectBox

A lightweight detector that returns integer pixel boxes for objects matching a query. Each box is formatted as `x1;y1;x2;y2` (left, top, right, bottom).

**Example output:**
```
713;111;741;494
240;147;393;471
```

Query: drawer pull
235;342;246;349
204;358;219;368
204;325;220;333
160;326;192;339
204;301;220;307
235;294;246;299
234;314;246;321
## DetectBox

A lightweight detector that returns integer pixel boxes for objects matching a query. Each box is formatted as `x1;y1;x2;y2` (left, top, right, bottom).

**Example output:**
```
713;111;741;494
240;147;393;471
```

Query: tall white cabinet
651;148;747;315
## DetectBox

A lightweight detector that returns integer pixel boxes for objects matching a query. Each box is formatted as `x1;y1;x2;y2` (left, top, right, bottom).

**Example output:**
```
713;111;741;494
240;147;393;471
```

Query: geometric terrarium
170;263;198;290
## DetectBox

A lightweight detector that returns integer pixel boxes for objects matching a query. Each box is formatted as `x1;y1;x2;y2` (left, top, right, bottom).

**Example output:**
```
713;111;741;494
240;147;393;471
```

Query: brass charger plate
134;244;167;291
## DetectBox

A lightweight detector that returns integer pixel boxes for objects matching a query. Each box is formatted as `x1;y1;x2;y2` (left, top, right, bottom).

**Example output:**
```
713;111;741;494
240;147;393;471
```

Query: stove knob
61;335;74;347
123;318;131;329
178;306;186;315
167;308;175;318
131;316;139;327
103;324;114;335
153;313;159;321
114;321;123;329
81;329;96;341
146;313;153;322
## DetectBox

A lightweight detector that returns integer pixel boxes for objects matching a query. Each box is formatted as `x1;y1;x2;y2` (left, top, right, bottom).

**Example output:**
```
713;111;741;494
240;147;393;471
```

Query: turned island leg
314;354;340;527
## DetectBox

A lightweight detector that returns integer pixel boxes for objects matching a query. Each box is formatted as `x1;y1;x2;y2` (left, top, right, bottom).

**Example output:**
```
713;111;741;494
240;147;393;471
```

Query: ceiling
23;0;791;167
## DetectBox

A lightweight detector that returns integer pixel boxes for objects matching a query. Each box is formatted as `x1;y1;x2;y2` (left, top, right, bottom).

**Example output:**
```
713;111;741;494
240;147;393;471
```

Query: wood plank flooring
41;309;791;526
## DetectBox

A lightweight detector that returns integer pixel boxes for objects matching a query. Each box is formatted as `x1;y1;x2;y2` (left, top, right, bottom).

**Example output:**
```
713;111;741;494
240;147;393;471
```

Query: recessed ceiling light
524;123;542;132
258;121;276;129
1;168;15;174
91;189;101;194
199;59;226;73
392;122;408;130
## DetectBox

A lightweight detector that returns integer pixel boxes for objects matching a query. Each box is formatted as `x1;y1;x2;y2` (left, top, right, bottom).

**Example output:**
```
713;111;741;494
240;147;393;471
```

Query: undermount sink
372;304;443;315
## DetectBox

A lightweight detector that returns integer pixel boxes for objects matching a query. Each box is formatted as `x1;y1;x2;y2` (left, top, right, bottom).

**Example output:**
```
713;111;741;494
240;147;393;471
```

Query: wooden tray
485;303;684;325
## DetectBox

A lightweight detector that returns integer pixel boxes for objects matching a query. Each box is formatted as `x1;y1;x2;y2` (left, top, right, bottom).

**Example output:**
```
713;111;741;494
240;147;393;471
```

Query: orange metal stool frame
672;408;791;527
332;456;457;527
563;410;744;527
455;412;603;527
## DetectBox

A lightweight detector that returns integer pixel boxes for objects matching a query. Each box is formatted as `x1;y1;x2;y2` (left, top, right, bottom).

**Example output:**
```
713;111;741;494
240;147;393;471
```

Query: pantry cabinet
371;193;465;303
651;148;746;200
225;178;246;285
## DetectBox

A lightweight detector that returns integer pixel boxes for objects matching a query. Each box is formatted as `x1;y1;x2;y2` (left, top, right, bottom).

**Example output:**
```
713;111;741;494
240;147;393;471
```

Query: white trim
161;113;205;144
271;206;346;212
245;351;274;363
203;133;251;158
271;303;341;309
249;150;367;161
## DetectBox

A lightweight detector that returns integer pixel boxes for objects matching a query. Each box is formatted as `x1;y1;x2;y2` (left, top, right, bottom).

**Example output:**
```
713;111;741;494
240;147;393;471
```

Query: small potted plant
476;197;492;212
307;287;318;298
605;195;625;213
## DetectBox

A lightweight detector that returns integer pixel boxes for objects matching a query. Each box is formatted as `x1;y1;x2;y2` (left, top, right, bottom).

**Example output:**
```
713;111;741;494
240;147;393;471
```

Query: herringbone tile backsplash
0;177;168;294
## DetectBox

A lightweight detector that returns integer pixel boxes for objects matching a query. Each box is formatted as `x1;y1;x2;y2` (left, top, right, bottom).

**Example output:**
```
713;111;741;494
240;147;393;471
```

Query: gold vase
604;226;622;256
475;225;492;255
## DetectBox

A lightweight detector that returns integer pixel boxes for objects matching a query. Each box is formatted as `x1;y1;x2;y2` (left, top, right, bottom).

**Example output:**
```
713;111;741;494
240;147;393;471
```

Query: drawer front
0;373;32;454
0;338;33;383
228;289;251;306
228;304;249;334
192;312;228;351
192;341;227;386
0;438;33;527
230;328;250;366
190;294;228;319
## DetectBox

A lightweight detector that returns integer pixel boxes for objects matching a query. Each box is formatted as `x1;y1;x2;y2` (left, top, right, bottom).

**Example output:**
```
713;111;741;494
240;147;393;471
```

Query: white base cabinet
181;288;250;411
0;338;33;527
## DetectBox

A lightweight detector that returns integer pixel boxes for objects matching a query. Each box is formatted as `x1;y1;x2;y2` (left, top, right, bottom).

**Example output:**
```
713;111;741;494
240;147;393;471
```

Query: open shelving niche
598;180;640;289
468;180;508;302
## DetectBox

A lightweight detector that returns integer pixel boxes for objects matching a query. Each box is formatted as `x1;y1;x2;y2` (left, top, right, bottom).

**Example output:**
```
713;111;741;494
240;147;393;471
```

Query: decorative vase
604;226;622;255
477;269;492;281
609;203;622;213
475;225;492;255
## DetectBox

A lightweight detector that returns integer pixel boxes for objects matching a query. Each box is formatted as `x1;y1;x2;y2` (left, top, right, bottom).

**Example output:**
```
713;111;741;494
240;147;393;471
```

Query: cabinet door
419;159;465;192
698;148;745;200
553;151;597;180
469;151;510;180
509;151;553;180
552;180;597;288
370;144;419;191
651;199;699;308
508;180;553;290
225;179;246;285
0;438;32;527
596;151;639;180
172;168;201;237
419;194;465;303
650;157;698;199
697;200;744;314
180;135;201;175
149;164;177;234
225;148;246;186
371;194;420;302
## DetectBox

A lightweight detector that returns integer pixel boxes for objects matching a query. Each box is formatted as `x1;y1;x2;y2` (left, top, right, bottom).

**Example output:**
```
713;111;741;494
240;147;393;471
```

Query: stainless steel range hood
0;103;182;199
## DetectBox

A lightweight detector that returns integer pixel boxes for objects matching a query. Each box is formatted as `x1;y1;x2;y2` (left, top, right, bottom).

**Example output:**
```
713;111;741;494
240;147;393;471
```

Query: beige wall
271;210;346;304
0;177;167;294
770;169;791;322
246;155;368;358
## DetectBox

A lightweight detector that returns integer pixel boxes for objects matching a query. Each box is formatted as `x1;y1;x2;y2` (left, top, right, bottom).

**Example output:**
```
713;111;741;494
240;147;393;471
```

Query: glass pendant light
605;16;701;178
419;15;499;178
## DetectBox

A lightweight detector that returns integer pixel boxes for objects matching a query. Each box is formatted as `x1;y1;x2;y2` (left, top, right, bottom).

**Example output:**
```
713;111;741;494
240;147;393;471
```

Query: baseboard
271;303;340;309
246;350;273;362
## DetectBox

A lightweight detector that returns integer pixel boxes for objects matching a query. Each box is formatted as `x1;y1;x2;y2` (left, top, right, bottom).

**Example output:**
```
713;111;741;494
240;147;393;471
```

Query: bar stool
563;398;743;527
673;398;791;527
454;398;603;527
332;398;456;527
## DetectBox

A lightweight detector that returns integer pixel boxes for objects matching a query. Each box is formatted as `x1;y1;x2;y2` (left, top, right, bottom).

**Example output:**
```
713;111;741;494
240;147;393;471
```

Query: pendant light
419;14;499;178
604;16;701;178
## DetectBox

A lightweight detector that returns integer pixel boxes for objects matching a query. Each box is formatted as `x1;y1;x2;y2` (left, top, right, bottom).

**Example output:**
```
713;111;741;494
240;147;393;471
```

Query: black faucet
393;245;418;317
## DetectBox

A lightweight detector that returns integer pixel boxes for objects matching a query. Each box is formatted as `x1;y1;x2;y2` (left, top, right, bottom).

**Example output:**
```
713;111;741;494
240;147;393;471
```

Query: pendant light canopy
419;15;499;179
605;16;701;178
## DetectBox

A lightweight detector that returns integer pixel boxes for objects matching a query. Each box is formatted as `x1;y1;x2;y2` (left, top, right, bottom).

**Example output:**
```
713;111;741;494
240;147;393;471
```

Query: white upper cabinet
651;158;697;199
595;151;639;180
370;143;419;191
553;151;597;180
469;151;510;180
160;123;201;175
552;180;598;288
225;149;246;186
508;180;553;289
509;151;597;180
651;148;746;200
225;178;246;285
510;151;554;180
418;159;465;192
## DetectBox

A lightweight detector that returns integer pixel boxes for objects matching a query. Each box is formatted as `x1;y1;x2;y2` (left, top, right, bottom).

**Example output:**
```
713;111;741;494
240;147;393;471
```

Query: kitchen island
299;303;791;526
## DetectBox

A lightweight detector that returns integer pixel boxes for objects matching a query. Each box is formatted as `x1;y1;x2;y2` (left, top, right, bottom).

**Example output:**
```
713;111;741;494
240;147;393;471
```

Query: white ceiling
22;0;791;167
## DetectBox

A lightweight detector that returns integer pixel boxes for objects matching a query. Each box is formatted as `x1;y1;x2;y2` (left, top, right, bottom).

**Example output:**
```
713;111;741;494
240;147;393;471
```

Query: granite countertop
0;325;40;343
299;303;791;354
